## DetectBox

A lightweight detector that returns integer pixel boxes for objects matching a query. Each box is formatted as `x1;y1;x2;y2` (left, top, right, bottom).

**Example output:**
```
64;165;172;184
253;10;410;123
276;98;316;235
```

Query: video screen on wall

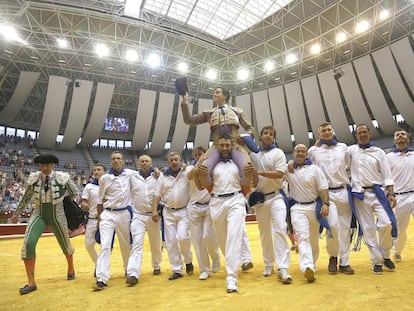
104;117;129;133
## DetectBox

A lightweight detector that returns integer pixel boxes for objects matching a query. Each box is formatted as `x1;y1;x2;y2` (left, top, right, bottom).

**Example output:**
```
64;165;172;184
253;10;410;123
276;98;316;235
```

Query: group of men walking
12;122;414;294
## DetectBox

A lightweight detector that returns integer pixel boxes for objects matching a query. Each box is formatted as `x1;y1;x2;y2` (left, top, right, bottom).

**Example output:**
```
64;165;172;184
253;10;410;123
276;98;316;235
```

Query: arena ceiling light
379;9;390;21
95;43;109;57
355;20;370;34
237;67;250;81
177;61;188;73
0;24;27;45
145;52;161;68
285;53;298;65
264;60;275;72
205;68;218;81
142;0;294;40
56;38;69;49
125;49;139;62
336;32;347;44
310;43;321;55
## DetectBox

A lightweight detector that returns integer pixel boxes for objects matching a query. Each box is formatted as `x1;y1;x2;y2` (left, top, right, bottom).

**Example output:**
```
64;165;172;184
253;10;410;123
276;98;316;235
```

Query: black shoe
328;257;338;274
339;265;355;275
19;284;37;295
383;258;395;271
373;264;383;275
67;273;76;280
168;273;183;280
95;281;108;290
153;269;161;275
186;263;194;275
126;276;139;286
241;262;253;272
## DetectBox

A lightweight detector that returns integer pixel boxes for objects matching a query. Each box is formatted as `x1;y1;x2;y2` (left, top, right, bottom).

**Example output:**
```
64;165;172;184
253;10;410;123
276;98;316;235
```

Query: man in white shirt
349;124;397;275
285;144;330;283
126;155;162;286
95;151;135;290
151;152;193;281
386;129;414;262
249;125;292;283
81;164;107;274
187;147;220;280
196;134;257;293
307;122;354;275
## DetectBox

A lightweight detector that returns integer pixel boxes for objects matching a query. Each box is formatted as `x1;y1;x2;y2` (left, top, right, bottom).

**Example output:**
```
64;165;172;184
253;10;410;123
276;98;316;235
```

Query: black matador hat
175;77;188;96
34;153;59;164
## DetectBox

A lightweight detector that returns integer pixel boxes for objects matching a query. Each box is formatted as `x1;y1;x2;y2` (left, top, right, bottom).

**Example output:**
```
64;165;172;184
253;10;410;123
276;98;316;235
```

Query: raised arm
180;95;209;125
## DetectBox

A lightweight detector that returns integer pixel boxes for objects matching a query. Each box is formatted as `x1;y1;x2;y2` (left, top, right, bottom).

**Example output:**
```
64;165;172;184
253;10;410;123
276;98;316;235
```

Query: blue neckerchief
293;158;312;169
139;167;154;178
164;167;181;176
320;139;337;146
91;179;99;185
358;141;374;149
219;158;232;163
260;144;277;151
392;145;414;153
108;168;124;176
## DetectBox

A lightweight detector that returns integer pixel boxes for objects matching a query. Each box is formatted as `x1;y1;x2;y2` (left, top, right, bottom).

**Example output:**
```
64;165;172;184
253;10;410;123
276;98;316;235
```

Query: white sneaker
212;261;220;273
262;266;274;277
278;268;292;284
394;254;401;262
199;272;209;280
226;279;238;293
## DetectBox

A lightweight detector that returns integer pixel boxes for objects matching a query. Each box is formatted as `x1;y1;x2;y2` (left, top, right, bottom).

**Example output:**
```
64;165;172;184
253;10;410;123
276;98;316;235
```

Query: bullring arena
1;219;414;310
1;0;414;310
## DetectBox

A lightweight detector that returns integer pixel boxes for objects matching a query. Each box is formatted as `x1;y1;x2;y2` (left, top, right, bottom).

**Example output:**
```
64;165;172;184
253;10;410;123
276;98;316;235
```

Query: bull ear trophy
175;77;188;95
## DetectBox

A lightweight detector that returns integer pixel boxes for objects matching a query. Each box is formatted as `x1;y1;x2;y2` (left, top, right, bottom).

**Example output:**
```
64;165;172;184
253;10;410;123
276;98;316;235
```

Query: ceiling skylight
140;0;293;40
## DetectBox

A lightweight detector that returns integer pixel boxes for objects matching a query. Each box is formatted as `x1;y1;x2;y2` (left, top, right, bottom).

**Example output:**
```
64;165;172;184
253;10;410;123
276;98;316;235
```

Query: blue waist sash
372;185;398;238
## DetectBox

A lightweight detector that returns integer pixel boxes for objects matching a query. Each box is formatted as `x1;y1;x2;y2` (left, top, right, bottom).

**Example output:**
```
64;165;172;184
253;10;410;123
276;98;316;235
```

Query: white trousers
327;188;353;266
393;192;414;256
96;209;131;283
241;225;252;264
354;192;392;265
255;194;290;269
85;218;98;264
291;203;320;273
210;193;246;282
126;213;162;278
188;202;220;274
163;207;192;275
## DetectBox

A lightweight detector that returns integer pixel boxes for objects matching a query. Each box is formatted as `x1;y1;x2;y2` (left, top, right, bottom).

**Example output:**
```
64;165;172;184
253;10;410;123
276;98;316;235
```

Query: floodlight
146;52;161;68
57;38;68;49
264;61;275;72
177;62;188;73
125;49;139;62
95;43;109;57
286;53;297;65
355;20;370;34
237;68;250;81
205;68;218;81
379;9;390;20
310;43;321;55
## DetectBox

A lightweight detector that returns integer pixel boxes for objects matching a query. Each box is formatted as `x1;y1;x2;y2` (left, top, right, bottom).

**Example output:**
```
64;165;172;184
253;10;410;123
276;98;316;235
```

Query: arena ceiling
0;0;413;145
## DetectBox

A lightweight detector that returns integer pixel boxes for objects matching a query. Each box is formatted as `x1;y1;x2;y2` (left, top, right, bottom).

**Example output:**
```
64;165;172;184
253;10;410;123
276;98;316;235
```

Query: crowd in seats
0;135;35;168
